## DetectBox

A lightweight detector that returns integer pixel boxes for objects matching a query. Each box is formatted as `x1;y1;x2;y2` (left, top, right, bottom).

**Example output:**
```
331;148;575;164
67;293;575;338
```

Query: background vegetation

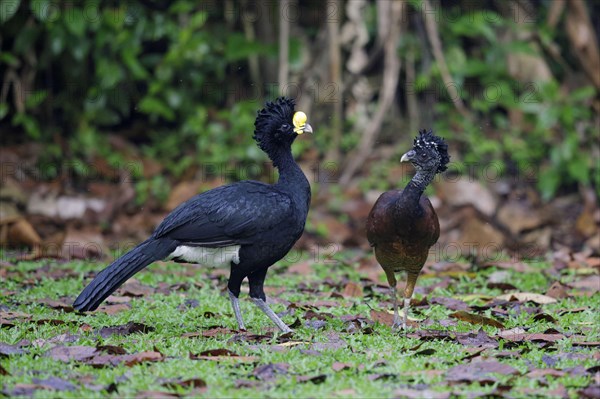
1;0;598;200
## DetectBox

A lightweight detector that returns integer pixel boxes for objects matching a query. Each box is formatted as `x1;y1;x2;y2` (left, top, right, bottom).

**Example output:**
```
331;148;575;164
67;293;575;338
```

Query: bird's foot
391;318;407;331
251;297;293;333
279;325;294;334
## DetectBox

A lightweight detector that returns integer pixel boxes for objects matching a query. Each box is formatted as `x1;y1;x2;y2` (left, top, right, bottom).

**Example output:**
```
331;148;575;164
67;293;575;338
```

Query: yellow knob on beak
293;111;313;134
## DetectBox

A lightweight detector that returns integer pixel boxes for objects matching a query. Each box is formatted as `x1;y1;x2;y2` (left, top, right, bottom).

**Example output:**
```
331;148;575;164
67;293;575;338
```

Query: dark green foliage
1;1;597;200
0;1;269;178
406;5;598;199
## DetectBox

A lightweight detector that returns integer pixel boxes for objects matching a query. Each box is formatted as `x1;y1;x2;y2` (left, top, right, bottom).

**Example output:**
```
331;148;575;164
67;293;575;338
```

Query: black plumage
366;130;449;329
74;98;313;332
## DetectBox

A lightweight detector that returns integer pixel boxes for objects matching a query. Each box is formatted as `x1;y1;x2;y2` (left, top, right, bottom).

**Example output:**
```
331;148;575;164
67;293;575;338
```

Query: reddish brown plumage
366;190;439;277
365;129;448;329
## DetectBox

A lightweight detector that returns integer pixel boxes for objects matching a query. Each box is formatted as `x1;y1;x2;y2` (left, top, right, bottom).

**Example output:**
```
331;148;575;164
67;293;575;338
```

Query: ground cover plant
1;250;598;398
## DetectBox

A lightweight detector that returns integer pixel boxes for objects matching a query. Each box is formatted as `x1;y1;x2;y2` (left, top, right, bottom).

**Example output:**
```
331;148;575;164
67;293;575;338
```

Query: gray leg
251;298;293;333
391;286;401;329
401;298;410;330
228;289;246;331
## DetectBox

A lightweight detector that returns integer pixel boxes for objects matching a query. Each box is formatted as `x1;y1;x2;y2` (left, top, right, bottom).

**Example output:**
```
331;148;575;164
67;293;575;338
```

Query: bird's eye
281;124;290;130
420;153;427;159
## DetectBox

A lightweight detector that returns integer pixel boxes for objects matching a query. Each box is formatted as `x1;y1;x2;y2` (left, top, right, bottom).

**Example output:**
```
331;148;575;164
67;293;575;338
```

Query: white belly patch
168;245;241;267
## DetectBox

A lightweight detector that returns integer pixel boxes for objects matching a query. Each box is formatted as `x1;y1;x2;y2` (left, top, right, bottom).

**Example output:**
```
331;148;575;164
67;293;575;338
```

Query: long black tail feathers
73;238;176;312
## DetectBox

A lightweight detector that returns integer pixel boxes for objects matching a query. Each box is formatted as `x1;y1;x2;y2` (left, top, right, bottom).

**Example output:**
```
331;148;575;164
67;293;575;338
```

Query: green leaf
0;52;19;67
0;103;9;119
225;33;270;62
64;8;86;36
29;0;54;21
569;86;596;102
567;155;590;184
12;112;41;139
0;0;20;23
138;96;175;121
122;49;149;79
189;11;208;29
538;168;561;201
25;90;48;109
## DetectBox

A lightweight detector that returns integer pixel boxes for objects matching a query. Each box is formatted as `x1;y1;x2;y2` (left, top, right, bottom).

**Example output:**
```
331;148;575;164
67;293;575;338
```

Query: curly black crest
414;129;450;173
253;97;296;155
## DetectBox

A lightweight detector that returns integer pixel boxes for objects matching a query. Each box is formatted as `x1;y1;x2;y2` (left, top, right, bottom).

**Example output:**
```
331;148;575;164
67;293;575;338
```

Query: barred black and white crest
414;129;450;173
253;97;296;154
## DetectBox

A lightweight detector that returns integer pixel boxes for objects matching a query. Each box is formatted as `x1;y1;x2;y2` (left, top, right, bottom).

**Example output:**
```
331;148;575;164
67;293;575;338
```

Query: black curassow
74;98;313;333
366;130;450;329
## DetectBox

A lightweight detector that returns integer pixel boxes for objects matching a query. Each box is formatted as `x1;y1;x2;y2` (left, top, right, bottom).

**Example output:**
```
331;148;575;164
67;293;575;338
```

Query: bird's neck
272;148;310;198
397;169;436;215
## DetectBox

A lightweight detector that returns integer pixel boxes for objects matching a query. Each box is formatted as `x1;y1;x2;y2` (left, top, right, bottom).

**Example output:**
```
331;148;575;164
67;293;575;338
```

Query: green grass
1;251;598;398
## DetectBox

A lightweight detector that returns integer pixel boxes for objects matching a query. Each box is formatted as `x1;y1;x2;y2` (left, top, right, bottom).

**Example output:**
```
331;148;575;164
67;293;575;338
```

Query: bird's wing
153;181;293;246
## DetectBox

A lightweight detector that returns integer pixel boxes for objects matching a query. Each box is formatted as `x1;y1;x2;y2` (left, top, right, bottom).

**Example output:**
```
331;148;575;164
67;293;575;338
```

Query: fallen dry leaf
570;275;600;291
532;313;557;323
94;303;131;315
163;378;207;391
431;296;470;311
496;292;557;304
252;363;290;381
182;326;235;338
486;281;518;291
0;310;31;320
38;298;74;312
0;342;25;357
46;346;97;362
135;391;179;399
527;369;566;379
367;373;397;381
369;309;420;326
105;295;132;304
197;348;238;357
405;330;454;341
31;376;76;391
332;362;352;372
393;388;450;399
572;341;600;347
546;281;570;299
96;345;127;355
296;374;327;384
497;328;566;343
87;351;163;368
118;280;155;297
578;385;600;399
98;322;154;338
189;349;258;362
455;329;499;348
311;332;348;351
445;360;519;383
304;310;333;321
122;351;163;367
559;307;589;315
449;311;505;328
276;341;310;348
342;281;363;298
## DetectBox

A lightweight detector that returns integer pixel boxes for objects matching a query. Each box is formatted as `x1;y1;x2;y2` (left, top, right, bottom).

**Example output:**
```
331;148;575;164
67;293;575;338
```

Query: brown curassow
366;130;449;329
